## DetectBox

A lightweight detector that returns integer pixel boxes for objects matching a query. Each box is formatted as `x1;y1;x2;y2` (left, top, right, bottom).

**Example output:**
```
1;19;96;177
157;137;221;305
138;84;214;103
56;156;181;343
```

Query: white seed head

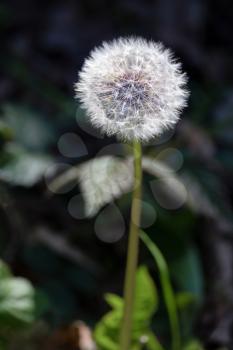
75;37;188;142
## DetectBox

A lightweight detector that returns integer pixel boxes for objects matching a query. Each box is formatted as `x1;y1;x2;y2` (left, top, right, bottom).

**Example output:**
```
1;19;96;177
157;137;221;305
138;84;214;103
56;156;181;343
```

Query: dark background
0;0;233;349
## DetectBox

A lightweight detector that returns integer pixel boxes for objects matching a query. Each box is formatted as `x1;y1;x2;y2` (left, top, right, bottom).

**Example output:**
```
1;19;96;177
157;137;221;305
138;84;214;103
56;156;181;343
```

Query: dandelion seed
75;37;188;142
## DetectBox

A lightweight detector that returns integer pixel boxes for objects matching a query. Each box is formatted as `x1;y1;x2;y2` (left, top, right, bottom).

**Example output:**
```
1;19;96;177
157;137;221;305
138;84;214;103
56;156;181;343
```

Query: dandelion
75;37;188;350
75;37;188;142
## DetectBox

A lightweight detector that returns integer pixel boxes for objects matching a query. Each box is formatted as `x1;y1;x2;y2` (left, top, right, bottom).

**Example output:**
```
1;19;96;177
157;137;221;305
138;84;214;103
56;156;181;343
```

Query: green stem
119;140;142;350
140;231;181;350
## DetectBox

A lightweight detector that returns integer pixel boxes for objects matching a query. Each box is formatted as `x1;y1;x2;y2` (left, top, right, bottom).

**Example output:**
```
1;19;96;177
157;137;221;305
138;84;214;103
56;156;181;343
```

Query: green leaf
0;260;11;279
145;331;165;350
0;145;52;186
182;339;204;350
0;259;44;332
78;156;133;217
94;312;119;350
94;266;159;350
105;293;123;310
0;277;36;326
133;266;158;326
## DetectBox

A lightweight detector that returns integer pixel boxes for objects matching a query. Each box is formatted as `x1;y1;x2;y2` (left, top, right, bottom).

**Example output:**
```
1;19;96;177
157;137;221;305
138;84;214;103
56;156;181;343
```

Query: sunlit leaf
0;260;48;333
79;156;133;217
0;145;52;186
0;278;36;325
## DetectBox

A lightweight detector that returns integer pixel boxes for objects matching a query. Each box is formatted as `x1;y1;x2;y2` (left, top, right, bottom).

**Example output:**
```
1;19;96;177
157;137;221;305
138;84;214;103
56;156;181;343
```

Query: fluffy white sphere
75;37;188;142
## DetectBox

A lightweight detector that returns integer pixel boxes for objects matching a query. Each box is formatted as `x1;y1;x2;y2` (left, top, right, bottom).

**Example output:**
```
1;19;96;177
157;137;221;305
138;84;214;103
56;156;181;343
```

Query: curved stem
140;231;181;350
119;140;142;350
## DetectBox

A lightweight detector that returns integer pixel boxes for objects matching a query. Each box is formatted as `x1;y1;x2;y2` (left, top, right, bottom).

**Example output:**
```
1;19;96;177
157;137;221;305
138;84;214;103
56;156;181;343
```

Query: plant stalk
119;140;142;350
140;231;181;350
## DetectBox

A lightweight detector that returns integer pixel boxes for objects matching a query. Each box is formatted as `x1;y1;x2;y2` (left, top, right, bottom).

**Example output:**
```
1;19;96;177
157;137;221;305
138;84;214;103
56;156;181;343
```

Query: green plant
95;266;164;350
0;260;47;348
75;35;188;349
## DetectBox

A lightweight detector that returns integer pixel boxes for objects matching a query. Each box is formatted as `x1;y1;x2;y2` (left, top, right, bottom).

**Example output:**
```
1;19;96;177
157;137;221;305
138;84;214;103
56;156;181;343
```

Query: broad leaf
0;259;47;332
0;145;52;186
78;156;133;216
0;278;36;325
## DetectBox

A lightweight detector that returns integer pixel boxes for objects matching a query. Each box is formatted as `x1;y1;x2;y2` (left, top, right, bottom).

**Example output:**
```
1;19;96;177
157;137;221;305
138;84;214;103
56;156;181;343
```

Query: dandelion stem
119;140;142;350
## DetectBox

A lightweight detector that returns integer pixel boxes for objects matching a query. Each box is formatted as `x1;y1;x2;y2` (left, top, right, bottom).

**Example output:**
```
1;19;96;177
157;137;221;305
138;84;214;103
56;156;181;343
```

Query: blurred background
0;0;233;349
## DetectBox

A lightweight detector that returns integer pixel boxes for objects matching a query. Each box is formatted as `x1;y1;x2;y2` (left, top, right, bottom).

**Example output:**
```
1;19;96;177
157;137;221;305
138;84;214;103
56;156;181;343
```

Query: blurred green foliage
0;260;48;348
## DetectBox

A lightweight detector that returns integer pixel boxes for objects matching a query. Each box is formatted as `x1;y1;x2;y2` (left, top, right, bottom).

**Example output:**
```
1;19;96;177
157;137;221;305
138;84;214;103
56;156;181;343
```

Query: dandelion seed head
75;37;189;142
